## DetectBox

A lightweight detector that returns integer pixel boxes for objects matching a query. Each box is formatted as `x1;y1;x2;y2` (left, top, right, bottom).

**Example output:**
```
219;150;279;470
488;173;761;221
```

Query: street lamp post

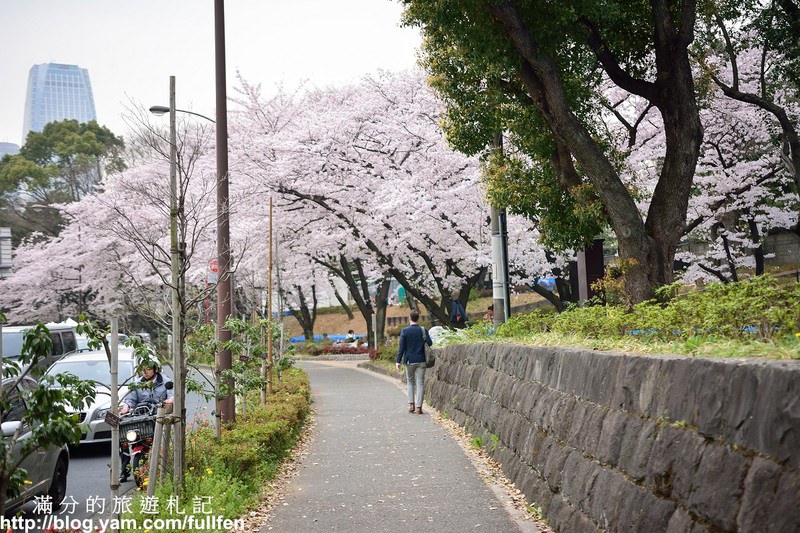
155;76;185;490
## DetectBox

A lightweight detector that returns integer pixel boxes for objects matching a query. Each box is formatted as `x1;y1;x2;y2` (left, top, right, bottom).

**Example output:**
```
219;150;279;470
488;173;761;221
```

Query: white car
2;376;69;513
44;348;141;444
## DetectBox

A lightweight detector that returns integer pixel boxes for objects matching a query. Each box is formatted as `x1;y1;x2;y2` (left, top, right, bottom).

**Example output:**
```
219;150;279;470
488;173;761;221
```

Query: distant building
0;227;11;279
0;142;19;158
22;63;96;141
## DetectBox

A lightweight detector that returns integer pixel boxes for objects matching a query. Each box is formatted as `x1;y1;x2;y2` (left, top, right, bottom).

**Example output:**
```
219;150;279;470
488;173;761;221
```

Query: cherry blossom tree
231;70;556;328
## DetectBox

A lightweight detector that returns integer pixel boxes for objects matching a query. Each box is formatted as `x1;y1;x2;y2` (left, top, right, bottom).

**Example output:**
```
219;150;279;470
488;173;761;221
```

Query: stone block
748;362;800;468
528;426;549;465
559;452;601;511
532;434;558;473
575;406;607;456
544;349;568;391
663;357;702;421
737;457;800;532
736;456;781;530
586;468;628;529
525;348;556;383
550;394;578;441
717;363;759;442
556;450;583;503
665;508;702;533
595;409;628;466
765;467;800;532
519;425;540;462
643;424;706;502
523;473;554;517
483;343;497;368
517;381;541;420
583;352;623;407
507;412;528;453
541;439;571;492
615;484;675;532
493;372;514;406
552;495;597;533
503;378;523;412
566;401;592;448
618;416;656;482
686;442;749;530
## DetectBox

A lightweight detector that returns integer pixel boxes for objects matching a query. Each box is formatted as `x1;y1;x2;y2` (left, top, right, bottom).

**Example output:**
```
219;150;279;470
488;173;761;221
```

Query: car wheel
48;456;68;507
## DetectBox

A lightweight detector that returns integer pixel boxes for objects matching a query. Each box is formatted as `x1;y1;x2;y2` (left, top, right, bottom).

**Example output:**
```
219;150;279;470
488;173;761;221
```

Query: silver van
1;323;78;370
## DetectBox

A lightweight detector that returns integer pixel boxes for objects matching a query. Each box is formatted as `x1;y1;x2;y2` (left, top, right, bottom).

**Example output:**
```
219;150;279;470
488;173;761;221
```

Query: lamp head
149;105;170;116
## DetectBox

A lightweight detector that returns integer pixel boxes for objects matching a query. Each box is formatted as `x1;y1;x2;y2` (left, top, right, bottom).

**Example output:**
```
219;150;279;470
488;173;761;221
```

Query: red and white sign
209;258;218;273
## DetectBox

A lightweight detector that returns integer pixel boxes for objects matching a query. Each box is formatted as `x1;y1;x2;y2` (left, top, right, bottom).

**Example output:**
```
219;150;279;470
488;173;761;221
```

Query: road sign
104;411;120;429
209;258;218;273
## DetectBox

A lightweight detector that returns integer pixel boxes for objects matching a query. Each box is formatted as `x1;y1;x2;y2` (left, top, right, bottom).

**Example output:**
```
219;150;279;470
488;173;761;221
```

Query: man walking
396;310;433;414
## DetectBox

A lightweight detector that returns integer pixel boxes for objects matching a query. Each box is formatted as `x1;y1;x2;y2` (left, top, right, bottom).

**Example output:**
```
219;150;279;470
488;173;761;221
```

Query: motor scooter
119;402;158;487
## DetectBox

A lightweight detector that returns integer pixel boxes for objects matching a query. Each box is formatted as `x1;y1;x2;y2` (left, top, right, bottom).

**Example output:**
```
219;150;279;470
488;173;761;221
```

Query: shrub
496;276;800;349
376;340;399;361
496;309;557;338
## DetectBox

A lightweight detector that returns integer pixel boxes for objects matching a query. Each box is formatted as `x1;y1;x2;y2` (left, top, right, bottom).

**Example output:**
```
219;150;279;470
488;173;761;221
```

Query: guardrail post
147;404;166;497
160;409;172;484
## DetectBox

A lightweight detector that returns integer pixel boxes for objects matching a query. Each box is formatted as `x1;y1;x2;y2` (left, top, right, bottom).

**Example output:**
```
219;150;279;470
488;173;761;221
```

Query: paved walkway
263;360;534;533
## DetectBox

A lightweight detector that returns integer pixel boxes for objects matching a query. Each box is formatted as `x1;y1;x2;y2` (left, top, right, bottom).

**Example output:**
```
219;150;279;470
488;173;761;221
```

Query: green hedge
478;276;800;359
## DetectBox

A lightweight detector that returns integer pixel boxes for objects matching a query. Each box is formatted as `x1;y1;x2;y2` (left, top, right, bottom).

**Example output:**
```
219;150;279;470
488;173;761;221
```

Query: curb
294;354;371;362
357;361;406;382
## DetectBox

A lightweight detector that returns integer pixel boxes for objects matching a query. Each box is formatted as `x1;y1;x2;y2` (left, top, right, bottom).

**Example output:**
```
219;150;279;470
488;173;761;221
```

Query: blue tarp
290;334;364;343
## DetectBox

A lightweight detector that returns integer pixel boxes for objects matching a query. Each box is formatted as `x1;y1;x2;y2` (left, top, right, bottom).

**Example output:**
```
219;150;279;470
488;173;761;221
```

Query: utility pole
267;197;274;395
490;133;511;326
215;0;235;423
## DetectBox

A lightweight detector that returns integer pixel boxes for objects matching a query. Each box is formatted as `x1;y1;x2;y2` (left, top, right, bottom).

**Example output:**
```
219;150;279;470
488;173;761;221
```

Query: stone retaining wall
425;344;800;532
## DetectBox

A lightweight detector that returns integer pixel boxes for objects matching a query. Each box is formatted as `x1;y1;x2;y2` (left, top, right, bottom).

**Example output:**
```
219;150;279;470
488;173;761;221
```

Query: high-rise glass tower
22;63;96;141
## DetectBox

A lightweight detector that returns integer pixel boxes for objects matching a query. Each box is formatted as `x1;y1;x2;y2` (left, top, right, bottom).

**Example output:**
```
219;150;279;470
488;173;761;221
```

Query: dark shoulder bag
421;327;435;368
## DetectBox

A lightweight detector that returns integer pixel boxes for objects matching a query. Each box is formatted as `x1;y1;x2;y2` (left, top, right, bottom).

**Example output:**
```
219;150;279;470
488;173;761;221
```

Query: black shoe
119;475;128;483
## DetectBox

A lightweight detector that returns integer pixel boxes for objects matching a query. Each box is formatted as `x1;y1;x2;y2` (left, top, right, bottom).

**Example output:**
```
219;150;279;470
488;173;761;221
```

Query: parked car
44;348;146;444
1;376;69;513
1;322;78;370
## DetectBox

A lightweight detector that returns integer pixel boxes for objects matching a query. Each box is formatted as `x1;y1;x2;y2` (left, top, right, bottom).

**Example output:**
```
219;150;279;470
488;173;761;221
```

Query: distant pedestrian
450;296;468;329
396;310;432;414
345;329;356;343
483;304;494;323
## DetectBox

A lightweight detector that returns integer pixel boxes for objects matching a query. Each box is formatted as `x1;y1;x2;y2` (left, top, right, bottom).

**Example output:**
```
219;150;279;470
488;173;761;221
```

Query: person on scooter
120;359;173;414
118;359;173;483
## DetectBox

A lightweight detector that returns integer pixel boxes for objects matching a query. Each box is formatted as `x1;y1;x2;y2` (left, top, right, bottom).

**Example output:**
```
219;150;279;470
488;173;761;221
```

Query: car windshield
47;360;134;386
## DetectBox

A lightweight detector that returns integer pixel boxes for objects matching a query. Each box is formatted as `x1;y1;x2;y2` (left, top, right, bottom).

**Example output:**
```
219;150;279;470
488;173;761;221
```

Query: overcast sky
0;0;422;145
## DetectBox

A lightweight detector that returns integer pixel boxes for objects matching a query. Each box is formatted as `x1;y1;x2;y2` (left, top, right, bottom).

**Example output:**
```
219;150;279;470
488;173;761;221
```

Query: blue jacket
396;323;432;365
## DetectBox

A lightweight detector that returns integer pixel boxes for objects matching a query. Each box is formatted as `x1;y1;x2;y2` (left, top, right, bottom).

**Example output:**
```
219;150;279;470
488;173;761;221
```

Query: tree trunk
529;282;564;312
747;215;765;276
373;278;391;346
332;284;355;320
288;285;317;341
